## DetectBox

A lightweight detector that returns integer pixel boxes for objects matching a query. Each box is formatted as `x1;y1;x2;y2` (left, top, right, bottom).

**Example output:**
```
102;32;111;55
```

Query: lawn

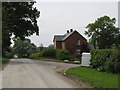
65;66;118;88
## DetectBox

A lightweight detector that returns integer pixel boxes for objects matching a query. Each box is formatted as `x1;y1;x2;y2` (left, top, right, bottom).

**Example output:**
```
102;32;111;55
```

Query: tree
13;38;36;58
2;7;12;56
2;1;40;56
85;16;120;49
48;44;54;49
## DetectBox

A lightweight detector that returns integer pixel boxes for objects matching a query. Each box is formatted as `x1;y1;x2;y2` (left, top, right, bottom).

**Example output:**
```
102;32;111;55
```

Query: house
53;29;89;57
88;44;95;50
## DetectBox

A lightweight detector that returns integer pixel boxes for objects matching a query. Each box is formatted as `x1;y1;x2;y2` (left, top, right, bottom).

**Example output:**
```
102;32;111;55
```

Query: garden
65;49;120;88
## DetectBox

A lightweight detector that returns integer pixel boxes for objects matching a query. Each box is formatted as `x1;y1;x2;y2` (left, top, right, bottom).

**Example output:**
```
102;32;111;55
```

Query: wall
54;41;62;49
63;31;87;57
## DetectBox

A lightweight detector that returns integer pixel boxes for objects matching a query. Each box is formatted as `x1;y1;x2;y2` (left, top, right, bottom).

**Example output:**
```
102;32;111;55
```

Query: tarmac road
2;59;85;88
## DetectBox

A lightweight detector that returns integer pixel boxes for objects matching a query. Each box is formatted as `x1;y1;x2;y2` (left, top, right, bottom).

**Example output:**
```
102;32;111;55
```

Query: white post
81;52;91;67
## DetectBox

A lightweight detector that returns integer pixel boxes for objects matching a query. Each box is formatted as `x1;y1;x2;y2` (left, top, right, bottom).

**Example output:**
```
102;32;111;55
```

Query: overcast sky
29;0;119;47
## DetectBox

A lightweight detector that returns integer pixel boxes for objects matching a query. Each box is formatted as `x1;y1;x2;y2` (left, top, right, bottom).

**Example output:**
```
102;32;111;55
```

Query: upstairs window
77;39;80;45
76;49;80;55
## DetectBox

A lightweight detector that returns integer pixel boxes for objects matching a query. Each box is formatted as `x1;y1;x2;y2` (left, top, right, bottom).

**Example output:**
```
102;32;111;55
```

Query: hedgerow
56;49;69;60
29;52;42;59
90;49;120;73
29;49;69;60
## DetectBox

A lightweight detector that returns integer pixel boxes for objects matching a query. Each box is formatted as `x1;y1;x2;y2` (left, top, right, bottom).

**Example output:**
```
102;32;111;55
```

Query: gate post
81;53;91;67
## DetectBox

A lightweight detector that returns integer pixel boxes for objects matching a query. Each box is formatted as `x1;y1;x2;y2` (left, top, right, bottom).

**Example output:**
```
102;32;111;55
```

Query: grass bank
65;66;118;88
0;58;10;68
1;58;10;64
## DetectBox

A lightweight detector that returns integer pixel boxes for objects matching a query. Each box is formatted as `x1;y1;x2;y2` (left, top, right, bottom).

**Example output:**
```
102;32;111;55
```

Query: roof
54;35;65;41
53;30;87;42
88;44;95;50
53;31;74;42
62;31;74;40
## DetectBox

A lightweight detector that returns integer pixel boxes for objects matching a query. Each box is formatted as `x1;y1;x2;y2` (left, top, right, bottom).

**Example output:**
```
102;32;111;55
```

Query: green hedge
90;49;120;73
29;52;42;59
56;49;69;60
42;49;56;58
29;49;69;60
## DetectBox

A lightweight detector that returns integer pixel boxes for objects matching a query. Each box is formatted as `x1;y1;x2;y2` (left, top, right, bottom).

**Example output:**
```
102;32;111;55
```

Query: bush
42;49;56;58
29;49;69;60
90;49;120;73
29;52;42;59
5;51;14;58
56;49;69;60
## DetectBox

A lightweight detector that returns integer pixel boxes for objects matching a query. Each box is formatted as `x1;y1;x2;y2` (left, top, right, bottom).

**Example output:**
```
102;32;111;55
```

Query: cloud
29;2;118;47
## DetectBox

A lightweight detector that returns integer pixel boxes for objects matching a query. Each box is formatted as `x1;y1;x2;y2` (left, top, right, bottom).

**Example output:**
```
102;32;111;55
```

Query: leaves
85;16;120;49
2;2;40;56
90;49;120;73
13;38;36;57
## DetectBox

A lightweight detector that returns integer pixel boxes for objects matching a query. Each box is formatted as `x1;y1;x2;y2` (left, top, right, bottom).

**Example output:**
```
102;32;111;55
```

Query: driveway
2;59;85;88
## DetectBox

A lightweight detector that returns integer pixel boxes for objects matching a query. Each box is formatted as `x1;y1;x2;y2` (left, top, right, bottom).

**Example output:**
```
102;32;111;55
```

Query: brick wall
54;41;62;49
63;31;87;57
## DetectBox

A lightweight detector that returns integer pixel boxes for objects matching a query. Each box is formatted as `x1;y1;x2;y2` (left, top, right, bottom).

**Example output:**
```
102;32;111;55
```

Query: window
77;39;80;45
76;49;80;55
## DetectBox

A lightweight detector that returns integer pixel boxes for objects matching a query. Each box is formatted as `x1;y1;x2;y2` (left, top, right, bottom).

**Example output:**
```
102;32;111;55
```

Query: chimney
67;30;69;33
70;29;73;32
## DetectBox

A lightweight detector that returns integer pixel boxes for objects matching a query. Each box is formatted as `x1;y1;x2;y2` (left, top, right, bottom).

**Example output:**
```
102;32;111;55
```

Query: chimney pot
70;29;73;32
67;30;69;33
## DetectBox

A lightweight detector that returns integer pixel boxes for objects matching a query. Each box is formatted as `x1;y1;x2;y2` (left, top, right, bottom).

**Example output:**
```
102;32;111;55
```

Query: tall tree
13;38;36;58
2;1;40;56
85;16;120;49
48;44;54;49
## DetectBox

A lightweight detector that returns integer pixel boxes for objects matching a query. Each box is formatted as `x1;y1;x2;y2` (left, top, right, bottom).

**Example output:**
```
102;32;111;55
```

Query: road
2;59;86;88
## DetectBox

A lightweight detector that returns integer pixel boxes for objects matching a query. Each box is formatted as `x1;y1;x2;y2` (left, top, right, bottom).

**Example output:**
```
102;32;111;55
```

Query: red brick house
53;29;89;57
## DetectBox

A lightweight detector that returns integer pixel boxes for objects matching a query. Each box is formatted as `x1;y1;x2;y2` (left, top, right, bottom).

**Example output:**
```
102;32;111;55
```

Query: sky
28;0;119;47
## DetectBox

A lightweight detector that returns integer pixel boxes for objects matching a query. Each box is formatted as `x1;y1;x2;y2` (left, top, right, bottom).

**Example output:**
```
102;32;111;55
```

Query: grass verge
32;57;61;61
0;58;10;69
31;57;80;64
31;57;68;63
65;66;118;88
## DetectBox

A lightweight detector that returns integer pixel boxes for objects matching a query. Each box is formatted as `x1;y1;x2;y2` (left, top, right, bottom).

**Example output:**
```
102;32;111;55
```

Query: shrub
56;49;69;60
90;49;120;73
5;51;14;58
42;49;56;58
29;52;42;59
29;49;69;61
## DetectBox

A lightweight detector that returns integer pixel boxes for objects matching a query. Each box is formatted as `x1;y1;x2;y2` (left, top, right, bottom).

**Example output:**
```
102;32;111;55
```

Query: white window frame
76;49;80;55
77;40;80;45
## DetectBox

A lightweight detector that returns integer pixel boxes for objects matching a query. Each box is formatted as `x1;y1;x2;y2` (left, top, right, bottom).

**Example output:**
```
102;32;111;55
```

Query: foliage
85;16;120;49
90;49;120;73
5;51;14;58
37;44;44;51
29;49;69;60
1;58;10;65
65;67;118;88
56;49;69;60
2;1;40;56
13;38;36;58
2;7;12;56
42;49;56;58
29;52;42;59
47;44;54;49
